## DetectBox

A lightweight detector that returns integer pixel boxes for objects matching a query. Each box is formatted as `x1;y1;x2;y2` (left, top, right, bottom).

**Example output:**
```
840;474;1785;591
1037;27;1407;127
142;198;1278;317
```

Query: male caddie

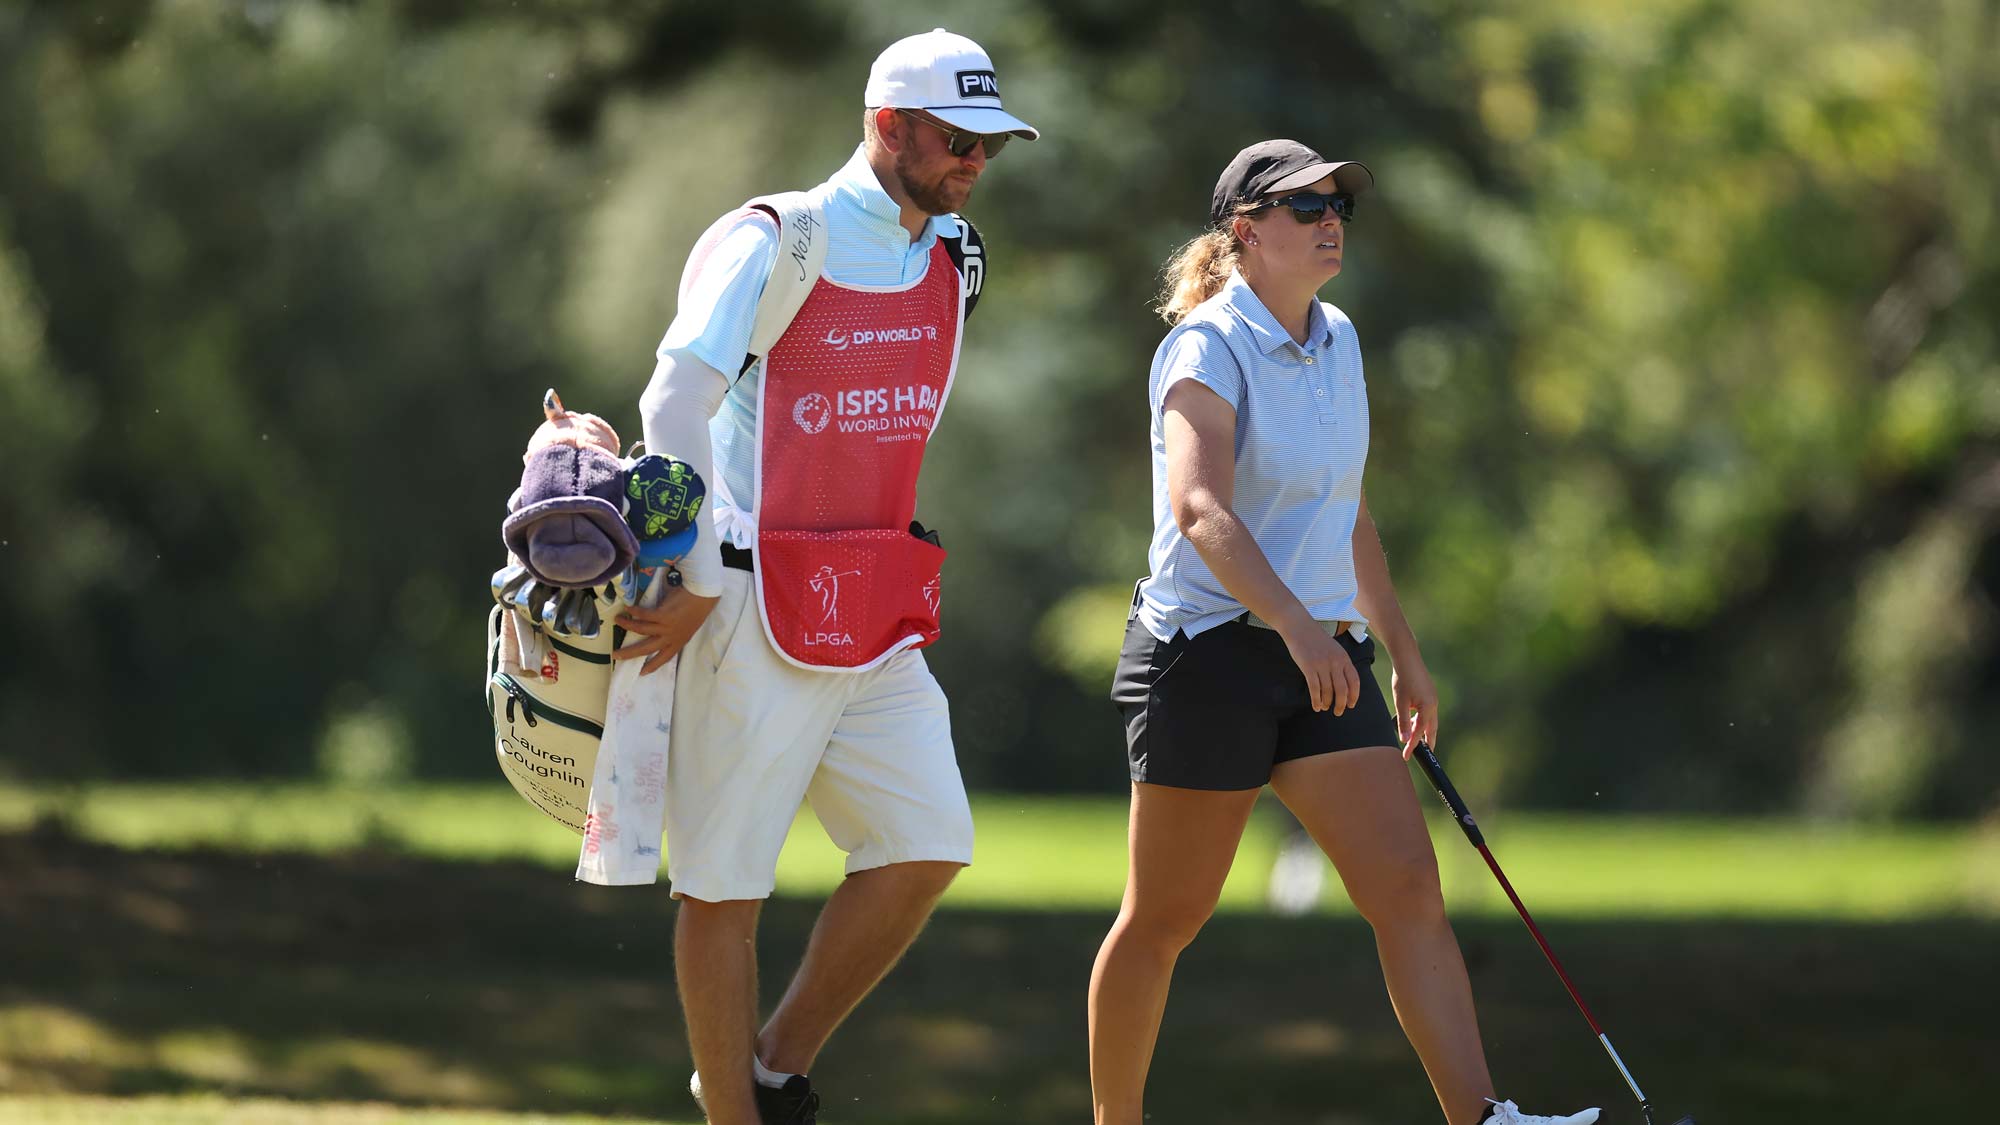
610;28;1038;1125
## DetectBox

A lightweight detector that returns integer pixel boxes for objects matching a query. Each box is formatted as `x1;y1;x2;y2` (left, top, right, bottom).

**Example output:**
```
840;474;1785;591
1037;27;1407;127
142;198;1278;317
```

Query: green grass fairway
2;826;1993;1123
2;783;1995;920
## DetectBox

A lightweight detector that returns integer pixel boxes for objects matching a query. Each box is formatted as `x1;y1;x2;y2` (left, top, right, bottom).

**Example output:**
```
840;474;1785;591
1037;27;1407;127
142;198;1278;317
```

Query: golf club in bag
1410;743;1696;1125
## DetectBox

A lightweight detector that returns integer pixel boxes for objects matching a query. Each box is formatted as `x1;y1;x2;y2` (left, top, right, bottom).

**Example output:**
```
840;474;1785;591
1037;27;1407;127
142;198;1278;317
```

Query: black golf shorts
1110;614;1400;791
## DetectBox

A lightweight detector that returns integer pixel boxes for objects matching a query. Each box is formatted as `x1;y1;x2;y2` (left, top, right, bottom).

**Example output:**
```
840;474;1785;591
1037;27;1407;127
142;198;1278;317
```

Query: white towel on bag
575;573;674;885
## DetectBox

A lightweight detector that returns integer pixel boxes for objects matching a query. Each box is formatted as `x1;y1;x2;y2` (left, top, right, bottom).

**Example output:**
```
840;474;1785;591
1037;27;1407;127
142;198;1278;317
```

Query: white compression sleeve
639;352;730;597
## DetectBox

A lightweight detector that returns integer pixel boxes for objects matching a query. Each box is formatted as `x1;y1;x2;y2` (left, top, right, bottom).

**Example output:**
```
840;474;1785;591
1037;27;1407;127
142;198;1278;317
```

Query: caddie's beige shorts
664;568;973;902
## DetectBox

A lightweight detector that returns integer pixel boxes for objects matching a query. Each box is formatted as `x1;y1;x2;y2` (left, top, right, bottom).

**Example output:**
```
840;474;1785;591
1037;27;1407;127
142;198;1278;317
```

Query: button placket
1311;349;1337;422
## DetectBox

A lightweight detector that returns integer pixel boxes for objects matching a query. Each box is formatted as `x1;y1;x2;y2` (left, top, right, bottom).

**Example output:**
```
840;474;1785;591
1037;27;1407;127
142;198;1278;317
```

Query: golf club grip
1412;743;1485;846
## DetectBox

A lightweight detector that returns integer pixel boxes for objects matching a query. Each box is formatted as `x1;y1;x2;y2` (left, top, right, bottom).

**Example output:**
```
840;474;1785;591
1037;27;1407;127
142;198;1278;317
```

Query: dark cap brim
1265;160;1375;197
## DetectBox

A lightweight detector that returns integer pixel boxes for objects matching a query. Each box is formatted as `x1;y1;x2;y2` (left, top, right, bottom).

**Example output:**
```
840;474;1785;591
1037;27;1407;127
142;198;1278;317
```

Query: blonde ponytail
1155;228;1243;324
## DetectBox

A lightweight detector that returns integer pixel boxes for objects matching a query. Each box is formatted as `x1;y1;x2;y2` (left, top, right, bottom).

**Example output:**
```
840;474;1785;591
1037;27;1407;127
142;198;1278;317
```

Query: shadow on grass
2;824;1992;1123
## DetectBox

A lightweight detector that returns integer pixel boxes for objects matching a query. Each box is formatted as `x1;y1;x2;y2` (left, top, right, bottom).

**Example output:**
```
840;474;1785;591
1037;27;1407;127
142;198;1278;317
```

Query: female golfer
1087;140;1599;1125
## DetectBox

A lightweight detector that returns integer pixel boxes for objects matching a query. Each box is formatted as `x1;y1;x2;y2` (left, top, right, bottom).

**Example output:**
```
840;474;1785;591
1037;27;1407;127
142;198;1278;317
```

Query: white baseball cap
864;28;1040;140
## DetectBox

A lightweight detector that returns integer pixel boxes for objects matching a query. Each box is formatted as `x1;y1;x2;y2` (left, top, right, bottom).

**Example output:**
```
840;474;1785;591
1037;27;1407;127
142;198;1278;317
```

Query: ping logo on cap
955;69;999;100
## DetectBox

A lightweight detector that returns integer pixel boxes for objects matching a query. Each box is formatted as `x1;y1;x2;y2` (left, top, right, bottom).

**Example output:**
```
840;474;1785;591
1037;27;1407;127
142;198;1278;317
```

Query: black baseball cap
1210;139;1374;228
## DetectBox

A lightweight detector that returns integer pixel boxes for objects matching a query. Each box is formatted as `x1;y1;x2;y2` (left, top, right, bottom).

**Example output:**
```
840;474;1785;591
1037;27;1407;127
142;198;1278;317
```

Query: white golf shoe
1483;1098;1600;1125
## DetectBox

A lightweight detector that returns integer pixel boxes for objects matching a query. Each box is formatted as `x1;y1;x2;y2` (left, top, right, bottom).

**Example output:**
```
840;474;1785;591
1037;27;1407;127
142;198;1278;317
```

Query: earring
1246;238;1258;246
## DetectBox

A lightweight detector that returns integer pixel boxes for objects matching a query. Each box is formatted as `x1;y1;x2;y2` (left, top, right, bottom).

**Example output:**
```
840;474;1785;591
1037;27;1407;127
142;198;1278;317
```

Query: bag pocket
485;604;607;834
755;529;947;669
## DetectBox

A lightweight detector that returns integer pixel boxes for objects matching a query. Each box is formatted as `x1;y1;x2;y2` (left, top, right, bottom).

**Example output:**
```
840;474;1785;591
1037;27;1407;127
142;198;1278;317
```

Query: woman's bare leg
1088;781;1261;1125
1272;746;1496;1125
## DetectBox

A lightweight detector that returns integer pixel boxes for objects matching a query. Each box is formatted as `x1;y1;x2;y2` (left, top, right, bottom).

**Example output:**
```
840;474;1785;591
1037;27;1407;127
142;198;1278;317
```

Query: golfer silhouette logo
808;565;862;624
921;574;941;616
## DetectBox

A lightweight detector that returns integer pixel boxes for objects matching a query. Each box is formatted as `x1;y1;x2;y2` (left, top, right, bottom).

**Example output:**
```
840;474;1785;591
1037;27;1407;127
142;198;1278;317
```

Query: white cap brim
927;105;1040;140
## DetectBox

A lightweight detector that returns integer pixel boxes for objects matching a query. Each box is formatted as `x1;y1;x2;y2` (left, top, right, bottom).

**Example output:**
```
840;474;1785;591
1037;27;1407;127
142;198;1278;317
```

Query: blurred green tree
0;0;1992;817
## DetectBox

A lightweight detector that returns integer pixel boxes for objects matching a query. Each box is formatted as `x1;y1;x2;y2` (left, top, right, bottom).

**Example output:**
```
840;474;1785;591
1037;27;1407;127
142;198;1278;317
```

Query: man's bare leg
677;896;764;1125
756;860;962;1075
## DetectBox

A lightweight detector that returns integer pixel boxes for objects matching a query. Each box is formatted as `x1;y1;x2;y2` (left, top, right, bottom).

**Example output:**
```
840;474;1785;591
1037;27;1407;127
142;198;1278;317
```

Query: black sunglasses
899;110;1011;159
1247;191;1356;224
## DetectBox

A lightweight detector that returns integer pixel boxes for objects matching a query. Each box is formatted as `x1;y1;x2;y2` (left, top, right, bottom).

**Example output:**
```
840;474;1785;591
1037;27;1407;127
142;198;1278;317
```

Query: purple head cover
501;443;640;588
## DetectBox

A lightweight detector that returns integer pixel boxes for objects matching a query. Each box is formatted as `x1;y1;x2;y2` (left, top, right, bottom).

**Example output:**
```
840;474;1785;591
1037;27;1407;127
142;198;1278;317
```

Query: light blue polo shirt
1135;269;1371;642
656;146;961;544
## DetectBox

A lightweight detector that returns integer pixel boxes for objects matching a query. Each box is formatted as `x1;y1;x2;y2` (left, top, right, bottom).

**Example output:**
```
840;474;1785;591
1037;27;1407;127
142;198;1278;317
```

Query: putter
1410;743;1696;1125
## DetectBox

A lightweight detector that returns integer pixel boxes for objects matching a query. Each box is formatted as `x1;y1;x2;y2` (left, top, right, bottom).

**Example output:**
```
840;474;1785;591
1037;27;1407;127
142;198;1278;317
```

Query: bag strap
940;213;985;322
739;190;828;376
731;198;984;378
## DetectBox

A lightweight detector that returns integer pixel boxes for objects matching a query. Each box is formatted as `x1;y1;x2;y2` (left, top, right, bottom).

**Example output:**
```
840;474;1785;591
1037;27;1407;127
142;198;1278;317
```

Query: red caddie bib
752;239;961;670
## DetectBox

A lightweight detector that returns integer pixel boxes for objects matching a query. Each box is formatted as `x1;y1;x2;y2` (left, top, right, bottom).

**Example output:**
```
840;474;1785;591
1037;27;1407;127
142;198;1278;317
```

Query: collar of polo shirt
1221;270;1335;355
